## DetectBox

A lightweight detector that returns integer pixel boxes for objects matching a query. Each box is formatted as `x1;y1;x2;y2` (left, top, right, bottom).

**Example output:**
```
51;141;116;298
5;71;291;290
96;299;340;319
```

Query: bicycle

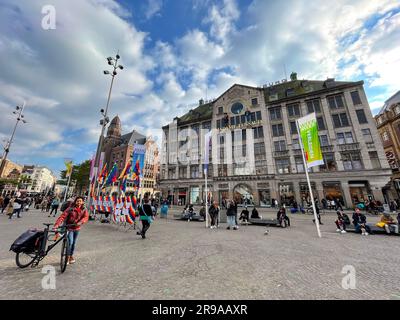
15;223;76;273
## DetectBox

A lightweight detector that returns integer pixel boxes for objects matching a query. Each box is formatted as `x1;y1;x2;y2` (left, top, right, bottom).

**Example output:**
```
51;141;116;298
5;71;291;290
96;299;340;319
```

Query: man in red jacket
54;196;88;264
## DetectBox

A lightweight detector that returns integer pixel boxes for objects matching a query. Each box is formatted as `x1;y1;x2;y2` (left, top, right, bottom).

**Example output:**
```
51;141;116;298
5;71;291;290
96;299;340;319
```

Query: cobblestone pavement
0;209;399;300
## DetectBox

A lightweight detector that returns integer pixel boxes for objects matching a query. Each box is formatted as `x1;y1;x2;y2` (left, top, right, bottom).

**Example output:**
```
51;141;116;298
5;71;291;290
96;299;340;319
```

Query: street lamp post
92;54;124;200
0;102;27;179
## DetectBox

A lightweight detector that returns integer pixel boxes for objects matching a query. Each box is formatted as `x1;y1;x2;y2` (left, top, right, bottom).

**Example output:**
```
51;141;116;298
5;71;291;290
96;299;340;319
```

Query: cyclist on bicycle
53;196;88;264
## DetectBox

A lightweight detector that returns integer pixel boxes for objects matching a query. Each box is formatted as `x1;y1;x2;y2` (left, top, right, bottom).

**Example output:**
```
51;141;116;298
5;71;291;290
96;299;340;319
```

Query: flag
120;176;127;193
97;163;107;184
64;159;73;178
105;163;118;185
297;113;324;168
118;160;132;180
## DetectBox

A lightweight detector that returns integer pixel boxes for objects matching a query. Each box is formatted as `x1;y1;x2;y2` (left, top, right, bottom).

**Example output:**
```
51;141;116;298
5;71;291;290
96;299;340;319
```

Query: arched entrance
233;184;254;206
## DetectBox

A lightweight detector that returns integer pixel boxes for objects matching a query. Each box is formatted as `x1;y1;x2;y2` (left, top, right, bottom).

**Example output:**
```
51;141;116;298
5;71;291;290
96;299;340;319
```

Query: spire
107;115;121;137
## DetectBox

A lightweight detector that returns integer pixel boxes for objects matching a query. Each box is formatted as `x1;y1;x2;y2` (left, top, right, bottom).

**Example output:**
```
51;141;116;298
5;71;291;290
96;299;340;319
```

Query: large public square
0;208;399;300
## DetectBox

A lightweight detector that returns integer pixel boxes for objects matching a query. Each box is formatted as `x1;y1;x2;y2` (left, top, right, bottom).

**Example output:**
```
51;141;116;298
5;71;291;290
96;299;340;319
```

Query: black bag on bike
9;229;44;253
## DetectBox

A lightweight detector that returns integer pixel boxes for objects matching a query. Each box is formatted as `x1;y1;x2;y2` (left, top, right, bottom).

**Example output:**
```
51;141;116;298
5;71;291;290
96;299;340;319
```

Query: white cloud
145;0;163;20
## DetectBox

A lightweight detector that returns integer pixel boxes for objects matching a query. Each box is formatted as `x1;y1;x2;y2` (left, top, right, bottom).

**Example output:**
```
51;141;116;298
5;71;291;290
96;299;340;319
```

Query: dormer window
286;88;295;97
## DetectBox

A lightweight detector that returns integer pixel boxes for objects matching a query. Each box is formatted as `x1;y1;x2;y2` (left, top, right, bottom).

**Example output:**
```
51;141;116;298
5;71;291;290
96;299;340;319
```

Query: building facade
160;74;391;208
374;91;400;200
100;116;160;198
19;166;56;193
0;159;23;179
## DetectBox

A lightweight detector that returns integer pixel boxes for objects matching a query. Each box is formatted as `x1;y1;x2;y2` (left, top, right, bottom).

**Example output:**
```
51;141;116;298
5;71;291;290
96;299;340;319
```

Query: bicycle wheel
16;251;38;268
60;236;69;273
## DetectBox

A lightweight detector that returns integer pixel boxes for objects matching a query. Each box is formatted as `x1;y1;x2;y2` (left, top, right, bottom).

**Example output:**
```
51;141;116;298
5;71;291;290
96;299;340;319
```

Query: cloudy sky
0;0;399;177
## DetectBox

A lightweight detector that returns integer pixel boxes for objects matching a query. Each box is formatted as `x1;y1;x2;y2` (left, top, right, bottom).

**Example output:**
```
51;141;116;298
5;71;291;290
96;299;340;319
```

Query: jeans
67;230;80;256
9;208;22;219
227;215;236;227
49;205;59;216
210;213;217;227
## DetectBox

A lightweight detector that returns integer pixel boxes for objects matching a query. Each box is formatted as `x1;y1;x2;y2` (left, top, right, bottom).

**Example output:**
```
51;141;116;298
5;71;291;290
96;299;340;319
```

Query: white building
25;166;57;193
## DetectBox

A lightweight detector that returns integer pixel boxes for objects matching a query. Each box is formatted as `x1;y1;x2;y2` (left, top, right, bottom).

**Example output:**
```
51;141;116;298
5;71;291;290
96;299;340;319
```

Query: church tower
102;116;122;168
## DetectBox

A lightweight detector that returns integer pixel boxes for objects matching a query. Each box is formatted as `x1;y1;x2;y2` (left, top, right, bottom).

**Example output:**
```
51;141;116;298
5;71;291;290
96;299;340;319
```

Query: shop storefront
299;182;317;206
323;182;344;206
190;186;201;205
278;182;295;206
349;181;371;205
233;184;254;206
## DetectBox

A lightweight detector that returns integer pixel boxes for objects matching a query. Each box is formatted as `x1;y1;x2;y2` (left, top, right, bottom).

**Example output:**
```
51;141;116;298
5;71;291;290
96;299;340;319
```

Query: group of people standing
0;194;33;219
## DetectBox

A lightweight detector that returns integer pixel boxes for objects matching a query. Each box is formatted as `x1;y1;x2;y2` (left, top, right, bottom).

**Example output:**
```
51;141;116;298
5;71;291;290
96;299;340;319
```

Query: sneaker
361;232;366;236
136;231;141;235
69;256;76;264
226;227;230;230
364;232;369;236
341;230;347;234
336;229;341;232
233;227;238;230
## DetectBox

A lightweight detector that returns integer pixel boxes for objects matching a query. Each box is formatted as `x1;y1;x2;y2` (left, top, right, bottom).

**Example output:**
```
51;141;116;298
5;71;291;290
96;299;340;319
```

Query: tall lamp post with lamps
0;102;27;179
92;54;124;202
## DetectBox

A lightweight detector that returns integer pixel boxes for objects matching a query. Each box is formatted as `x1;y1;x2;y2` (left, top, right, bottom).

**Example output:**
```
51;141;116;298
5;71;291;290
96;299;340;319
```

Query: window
287;103;300;117
256;111;262;121
253;126;264;139
269;107;282;120
369;151;381;169
274;140;286;152
356;109;368;124
317;117;326;130
377;117;383;125
272;124;284;137
292;138;300;150
218;164;228;177
218;134;225;144
395;106;400;115
276;158;291;174
362;129;373;143
351;91;362;105
218;106;224;114
251;98;258;106
216;119;221;129
290;121;297;134
319;135;329;147
286;88;295;97
295;156;305;173
306;99;321;114
254;142;266;159
332;113;350;128
342;152;363;170
320;153;336;171
382;131;389;141
327;94;345;109
337;132;353;144
179;167;187;178
242;129;247;141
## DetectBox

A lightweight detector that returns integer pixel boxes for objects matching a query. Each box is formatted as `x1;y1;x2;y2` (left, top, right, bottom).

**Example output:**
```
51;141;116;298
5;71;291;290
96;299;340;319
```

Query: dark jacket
352;212;367;225
209;205;219;216
251;208;260;219
226;203;236;216
139;203;153;218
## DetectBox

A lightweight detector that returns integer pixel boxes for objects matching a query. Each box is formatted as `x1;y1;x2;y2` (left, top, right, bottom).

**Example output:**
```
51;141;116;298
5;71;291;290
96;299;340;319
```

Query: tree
60;160;91;195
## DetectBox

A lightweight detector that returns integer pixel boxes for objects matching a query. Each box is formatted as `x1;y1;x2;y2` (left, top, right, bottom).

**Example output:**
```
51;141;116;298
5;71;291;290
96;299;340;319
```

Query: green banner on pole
297;113;324;168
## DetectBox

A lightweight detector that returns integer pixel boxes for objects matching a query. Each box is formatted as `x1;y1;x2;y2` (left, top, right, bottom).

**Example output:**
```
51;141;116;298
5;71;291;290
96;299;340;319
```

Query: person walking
41;198;48;212
208;201;219;229
312;201;323;225
9;197;23;219
53;196;89;264
1;195;10;214
226;200;237;230
48;197;60;217
6;197;15;218
136;197;154;239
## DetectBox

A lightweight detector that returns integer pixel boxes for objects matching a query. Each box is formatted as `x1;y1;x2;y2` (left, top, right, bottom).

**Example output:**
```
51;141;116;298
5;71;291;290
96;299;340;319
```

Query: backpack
10;229;44;253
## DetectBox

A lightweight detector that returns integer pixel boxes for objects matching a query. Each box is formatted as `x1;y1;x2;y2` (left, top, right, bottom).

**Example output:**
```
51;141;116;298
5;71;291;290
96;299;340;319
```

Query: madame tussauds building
160;74;391;209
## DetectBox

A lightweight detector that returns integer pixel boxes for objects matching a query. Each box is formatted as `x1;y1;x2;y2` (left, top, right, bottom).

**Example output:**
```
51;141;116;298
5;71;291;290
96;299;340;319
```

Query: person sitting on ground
376;213;399;234
352;208;371;235
239;206;250;224
277;207;290;227
251;207;262;219
335;211;348;234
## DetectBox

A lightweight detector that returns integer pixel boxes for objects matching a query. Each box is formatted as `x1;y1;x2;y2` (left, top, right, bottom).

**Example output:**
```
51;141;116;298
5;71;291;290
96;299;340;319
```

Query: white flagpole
296;120;322;238
205;168;209;228
63;173;72;203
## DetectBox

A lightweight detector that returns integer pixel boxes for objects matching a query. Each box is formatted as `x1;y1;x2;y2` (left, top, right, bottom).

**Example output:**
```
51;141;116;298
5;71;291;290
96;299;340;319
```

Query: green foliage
60;160;91;194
